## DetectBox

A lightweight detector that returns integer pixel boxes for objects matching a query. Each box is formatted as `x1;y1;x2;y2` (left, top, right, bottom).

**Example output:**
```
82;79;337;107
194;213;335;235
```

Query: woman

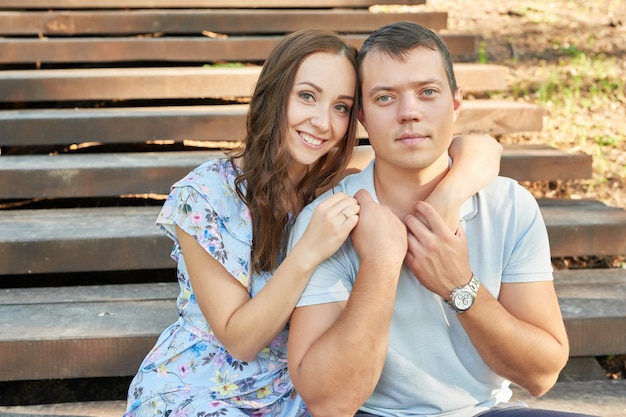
124;29;502;417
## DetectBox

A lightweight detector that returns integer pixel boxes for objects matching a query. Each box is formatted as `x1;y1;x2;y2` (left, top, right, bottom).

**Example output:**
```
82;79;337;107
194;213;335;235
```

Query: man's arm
460;280;569;396
404;201;569;397
288;189;407;417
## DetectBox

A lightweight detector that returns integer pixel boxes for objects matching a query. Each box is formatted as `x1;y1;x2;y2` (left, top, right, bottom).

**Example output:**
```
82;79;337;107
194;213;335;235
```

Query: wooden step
540;199;626;258
0;34;477;65
0;268;623;381
0;206;173;275
0;9;447;36
0;64;507;103
499;144;592;181
0;0;427;8
0;151;225;199
0;199;624;275
0;100;542;147
2;379;626;417
0;283;179;381
0;145;592;200
0;401;126;417
555;268;626;357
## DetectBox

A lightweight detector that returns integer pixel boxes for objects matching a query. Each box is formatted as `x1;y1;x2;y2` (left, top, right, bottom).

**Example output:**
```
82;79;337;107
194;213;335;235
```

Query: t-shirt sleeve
288;202;356;307
501;184;553;283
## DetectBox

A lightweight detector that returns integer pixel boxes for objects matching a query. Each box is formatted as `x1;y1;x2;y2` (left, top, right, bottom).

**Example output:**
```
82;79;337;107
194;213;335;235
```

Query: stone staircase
0;0;625;414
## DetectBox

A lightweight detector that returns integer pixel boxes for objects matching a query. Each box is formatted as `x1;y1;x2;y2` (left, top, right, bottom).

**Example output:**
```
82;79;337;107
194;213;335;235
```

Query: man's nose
398;94;422;122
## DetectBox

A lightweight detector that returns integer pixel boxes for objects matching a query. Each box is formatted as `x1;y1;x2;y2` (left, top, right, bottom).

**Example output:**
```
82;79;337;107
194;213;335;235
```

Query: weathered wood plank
539;199;626;258
0;145;592;199
1;268;625;380
0;104;252;145
555;268;626;357
0;401;126;417
0;100;541;146
0;199;624;275
0;151;225;199
0;67;262;102
456;100;544;134
0;282;178;305
0;64;506;103
0;0;426;8
499;144;592;181
0;34;477;64
0;298;179;380
0;400;127;417
0;206;173;274
0;10;447;36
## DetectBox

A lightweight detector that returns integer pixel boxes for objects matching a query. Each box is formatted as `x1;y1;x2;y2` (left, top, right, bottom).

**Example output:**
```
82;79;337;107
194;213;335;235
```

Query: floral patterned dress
124;158;308;417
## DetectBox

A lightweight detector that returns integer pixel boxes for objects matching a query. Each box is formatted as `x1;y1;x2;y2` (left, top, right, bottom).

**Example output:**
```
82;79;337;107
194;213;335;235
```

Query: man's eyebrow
411;78;445;88
367;85;392;96
367;78;445;96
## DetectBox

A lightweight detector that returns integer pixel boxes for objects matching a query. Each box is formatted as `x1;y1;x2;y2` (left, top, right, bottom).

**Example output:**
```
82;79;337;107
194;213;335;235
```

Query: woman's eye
299;92;315;102
334;104;349;113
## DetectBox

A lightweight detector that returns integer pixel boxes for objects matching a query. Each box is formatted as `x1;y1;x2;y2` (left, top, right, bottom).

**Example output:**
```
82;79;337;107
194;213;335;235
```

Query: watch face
453;290;474;311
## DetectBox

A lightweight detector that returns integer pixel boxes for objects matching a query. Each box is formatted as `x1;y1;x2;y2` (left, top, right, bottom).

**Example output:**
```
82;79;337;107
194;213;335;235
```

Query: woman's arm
182;192;360;362
427;134;503;231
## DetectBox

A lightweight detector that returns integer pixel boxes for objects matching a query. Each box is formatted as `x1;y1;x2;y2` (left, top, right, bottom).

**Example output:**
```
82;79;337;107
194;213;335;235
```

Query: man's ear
452;87;463;122
358;107;367;130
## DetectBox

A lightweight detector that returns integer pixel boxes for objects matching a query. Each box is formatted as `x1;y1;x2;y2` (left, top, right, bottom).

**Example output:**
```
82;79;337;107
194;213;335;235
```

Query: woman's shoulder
160;157;252;245
181;157;237;183
172;158;239;198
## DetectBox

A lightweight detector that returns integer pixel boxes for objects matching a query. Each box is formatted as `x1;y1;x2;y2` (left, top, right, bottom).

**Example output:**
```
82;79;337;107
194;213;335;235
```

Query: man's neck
373;156;449;221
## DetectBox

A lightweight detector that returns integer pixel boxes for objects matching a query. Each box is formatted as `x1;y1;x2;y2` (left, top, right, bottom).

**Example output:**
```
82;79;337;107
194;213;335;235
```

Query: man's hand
404;200;472;298
352;189;407;272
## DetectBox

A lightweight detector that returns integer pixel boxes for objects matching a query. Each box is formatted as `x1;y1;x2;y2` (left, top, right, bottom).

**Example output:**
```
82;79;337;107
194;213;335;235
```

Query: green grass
497;43;625;214
508;51;625;175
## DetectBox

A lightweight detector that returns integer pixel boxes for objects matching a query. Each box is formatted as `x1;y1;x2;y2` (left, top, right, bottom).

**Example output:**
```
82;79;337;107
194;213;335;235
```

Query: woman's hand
296;192;360;268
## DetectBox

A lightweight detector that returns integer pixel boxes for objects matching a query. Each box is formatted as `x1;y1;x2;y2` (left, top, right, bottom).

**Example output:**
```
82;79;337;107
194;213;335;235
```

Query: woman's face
285;52;356;179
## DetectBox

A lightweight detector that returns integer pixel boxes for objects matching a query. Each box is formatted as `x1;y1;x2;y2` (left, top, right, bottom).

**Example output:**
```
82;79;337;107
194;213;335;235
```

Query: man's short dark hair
357;21;457;98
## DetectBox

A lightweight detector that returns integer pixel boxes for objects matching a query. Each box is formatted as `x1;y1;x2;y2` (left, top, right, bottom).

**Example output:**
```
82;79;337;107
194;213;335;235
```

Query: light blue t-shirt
288;160;553;417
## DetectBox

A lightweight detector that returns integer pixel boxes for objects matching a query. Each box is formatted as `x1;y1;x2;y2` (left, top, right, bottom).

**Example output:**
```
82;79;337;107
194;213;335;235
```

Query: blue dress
124;158;308;417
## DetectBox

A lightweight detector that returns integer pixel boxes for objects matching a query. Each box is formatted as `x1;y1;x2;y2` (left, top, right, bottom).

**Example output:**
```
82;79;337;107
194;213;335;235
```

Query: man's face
359;46;462;171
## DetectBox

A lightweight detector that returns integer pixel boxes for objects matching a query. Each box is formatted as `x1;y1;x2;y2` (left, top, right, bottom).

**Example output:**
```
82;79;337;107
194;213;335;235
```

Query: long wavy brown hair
231;30;359;273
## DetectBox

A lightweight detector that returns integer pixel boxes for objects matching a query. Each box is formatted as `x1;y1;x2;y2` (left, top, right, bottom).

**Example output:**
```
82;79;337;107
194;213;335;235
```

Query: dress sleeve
156;166;253;290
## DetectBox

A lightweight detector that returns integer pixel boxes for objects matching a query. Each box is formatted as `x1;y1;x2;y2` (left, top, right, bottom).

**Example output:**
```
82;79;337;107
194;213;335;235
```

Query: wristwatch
447;274;480;313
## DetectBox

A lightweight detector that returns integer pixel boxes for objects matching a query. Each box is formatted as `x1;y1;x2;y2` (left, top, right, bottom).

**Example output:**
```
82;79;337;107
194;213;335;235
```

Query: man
286;22;589;417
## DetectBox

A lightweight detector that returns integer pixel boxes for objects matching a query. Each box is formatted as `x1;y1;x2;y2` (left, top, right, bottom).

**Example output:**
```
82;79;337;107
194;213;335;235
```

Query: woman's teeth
301;132;323;146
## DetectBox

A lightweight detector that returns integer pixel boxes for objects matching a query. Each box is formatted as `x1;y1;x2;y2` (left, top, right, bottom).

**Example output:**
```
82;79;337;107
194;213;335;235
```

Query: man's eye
377;95;392;102
423;89;437;96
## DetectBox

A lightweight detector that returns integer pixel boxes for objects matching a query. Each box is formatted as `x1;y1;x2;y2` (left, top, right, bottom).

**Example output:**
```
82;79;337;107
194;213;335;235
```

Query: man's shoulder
474;176;542;220
309;164;373;208
481;176;534;200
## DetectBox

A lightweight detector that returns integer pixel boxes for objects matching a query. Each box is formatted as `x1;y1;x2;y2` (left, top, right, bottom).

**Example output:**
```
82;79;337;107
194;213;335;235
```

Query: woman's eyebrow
297;81;354;101
296;81;323;92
